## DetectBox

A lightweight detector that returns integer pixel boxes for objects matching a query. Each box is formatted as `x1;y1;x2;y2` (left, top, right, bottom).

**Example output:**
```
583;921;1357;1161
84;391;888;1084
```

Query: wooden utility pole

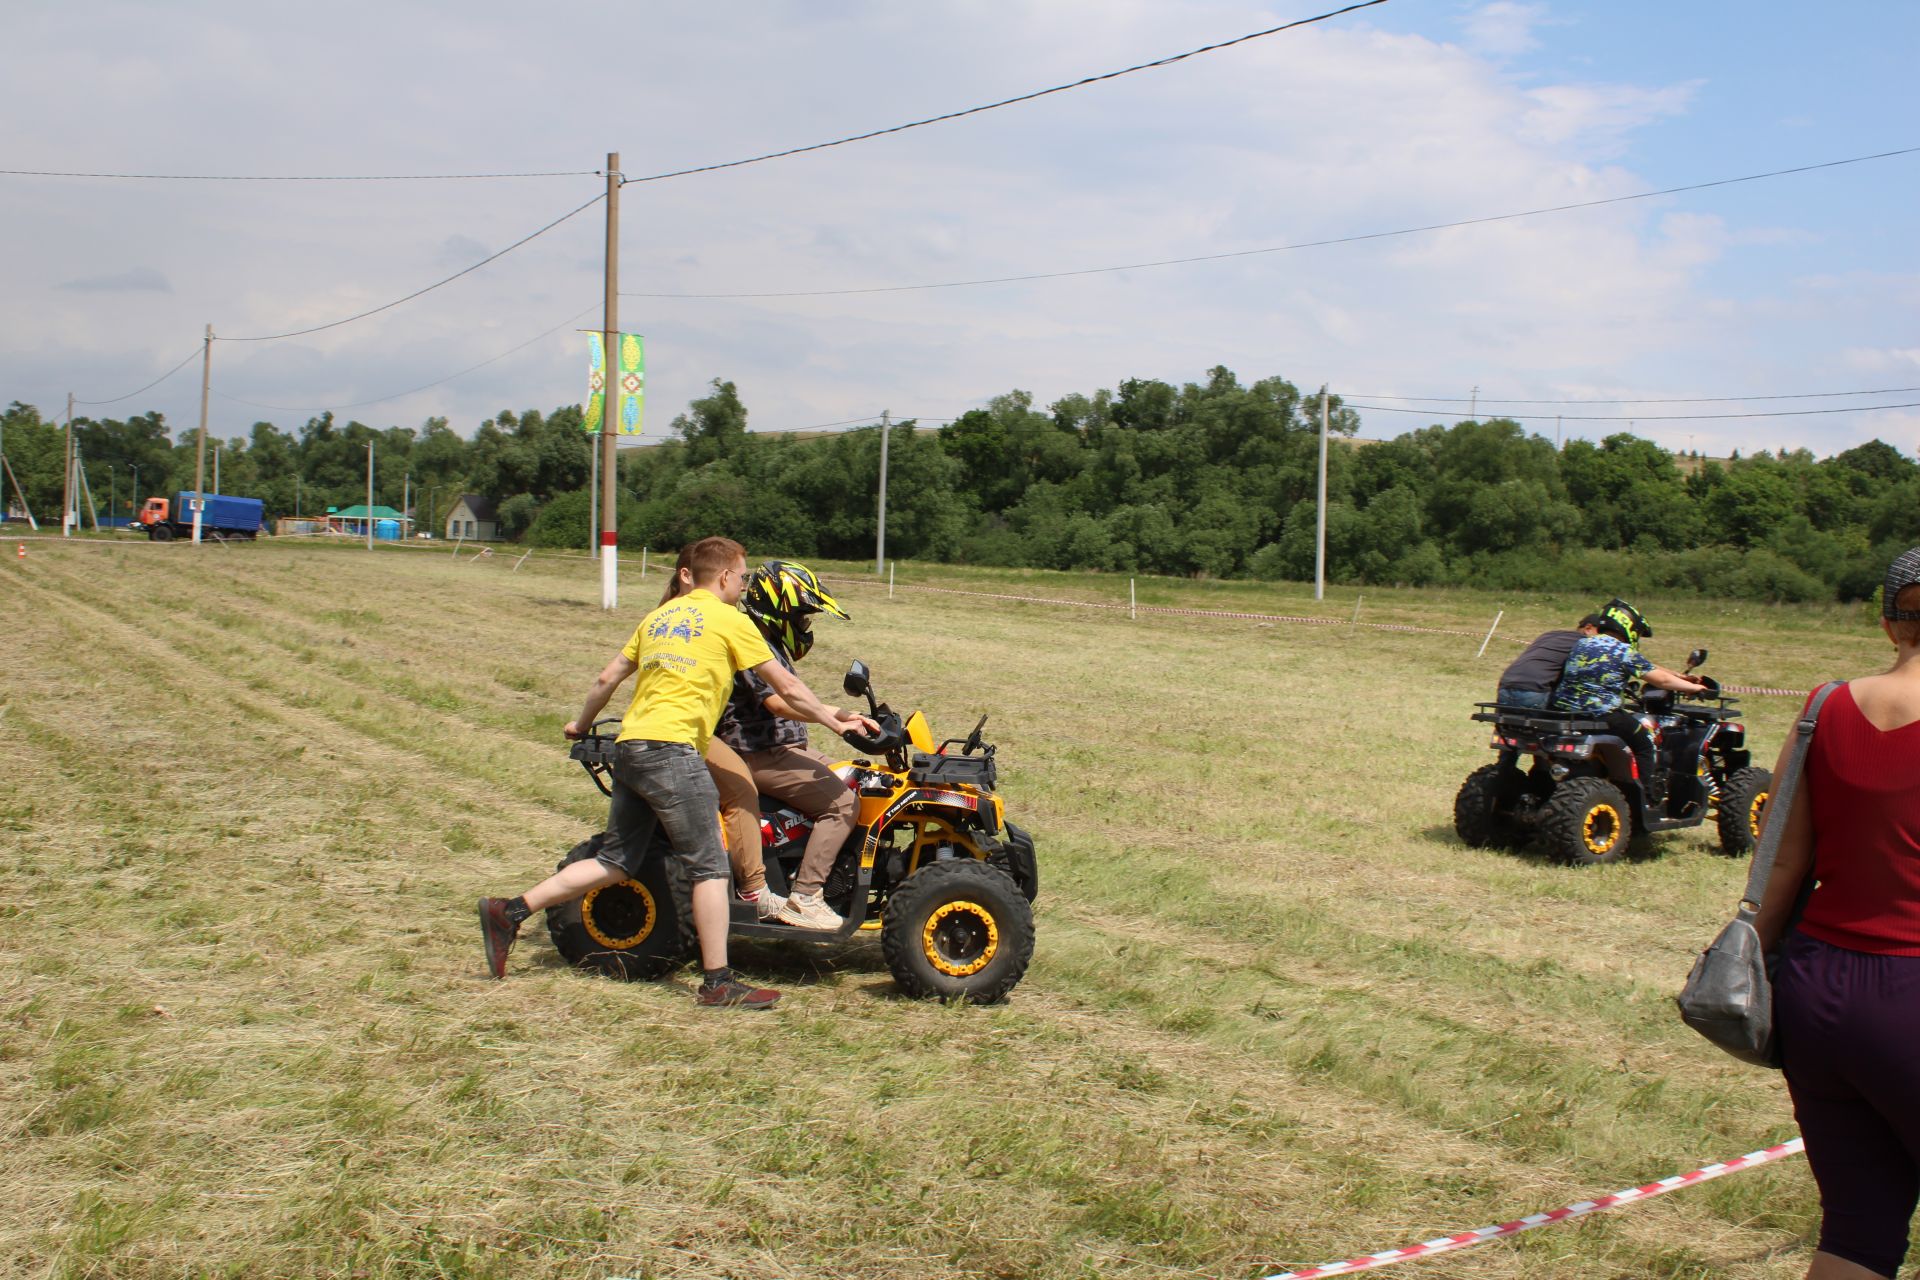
599;152;621;610
875;409;890;574
193;324;211;544
1314;386;1328;601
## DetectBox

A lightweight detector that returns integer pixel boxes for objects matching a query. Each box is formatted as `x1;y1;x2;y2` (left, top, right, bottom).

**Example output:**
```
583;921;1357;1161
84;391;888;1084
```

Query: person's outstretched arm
752;661;877;736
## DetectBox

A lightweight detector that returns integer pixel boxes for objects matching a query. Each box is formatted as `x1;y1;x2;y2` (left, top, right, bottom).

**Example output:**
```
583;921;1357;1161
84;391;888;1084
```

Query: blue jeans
598;741;729;882
1496;687;1551;708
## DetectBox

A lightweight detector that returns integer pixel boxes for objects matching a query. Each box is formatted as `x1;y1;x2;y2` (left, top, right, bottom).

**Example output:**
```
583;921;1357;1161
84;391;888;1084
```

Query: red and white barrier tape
1261;1137;1804;1279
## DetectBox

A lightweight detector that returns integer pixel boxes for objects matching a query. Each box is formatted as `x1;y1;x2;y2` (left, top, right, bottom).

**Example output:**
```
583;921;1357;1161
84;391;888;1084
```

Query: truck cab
138;497;170;528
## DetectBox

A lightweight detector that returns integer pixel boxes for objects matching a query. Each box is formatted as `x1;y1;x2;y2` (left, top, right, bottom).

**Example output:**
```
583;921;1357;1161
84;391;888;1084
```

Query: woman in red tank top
1755;547;1920;1280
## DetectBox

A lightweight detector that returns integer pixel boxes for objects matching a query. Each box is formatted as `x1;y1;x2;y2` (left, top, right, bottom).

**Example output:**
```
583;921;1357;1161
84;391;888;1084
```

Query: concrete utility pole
62;392;74;537
402;472;410;536
365;440;375;552
599;151;621;610
1470;385;1479;419
875;409;890;574
1314;386;1329;601
193;324;211;544
588;429;599;561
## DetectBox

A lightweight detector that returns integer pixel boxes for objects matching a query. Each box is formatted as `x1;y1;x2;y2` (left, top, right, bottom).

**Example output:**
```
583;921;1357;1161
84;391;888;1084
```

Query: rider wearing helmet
1550;598;1706;804
710;560;861;931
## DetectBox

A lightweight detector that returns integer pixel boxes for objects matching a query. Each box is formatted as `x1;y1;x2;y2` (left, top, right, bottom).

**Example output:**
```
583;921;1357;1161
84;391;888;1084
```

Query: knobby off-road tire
881;858;1035;1003
545;833;695;980
1454;763;1526;849
1540;776;1631;866
1714;766;1773;858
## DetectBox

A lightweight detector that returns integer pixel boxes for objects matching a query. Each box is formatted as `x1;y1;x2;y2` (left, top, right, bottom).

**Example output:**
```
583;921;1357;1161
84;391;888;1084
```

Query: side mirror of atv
843;660;871;699
1686;647;1708;672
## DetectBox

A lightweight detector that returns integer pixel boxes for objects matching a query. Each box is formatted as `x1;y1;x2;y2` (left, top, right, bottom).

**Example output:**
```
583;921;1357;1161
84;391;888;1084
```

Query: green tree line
6;366;1915;602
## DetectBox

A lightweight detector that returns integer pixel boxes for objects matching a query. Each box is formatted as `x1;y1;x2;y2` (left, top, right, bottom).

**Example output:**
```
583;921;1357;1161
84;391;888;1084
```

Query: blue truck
136;491;266;541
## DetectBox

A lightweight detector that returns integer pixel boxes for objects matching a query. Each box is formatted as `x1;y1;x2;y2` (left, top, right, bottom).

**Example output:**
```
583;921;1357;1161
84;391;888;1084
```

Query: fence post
1476;609;1505;658
1130;578;1136;621
513;548;533;571
888;563;895;599
1351;594;1363;626
640;546;647;578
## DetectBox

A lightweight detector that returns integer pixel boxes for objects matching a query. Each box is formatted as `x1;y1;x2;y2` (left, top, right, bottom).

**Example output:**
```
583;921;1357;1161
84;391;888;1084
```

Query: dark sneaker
695;979;782;1010
477;897;520;980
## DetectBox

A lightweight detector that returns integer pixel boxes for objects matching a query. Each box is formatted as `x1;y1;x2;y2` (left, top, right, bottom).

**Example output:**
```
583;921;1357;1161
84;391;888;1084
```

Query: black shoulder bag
1675;680;1841;1068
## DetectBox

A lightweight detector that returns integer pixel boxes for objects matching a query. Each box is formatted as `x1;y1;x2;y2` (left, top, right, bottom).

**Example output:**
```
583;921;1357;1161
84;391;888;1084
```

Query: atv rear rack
1471;704;1611;735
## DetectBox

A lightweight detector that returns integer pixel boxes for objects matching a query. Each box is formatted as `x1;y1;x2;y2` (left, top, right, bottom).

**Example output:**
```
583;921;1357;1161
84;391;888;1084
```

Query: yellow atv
548;661;1038;1002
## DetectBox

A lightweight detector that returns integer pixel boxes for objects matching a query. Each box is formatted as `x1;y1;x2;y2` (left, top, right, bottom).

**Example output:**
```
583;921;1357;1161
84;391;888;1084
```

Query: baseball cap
1883;547;1920;620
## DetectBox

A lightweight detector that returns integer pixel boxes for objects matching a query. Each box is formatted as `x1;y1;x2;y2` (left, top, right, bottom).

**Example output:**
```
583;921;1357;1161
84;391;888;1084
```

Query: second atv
1455;648;1771;866
547;661;1039;1001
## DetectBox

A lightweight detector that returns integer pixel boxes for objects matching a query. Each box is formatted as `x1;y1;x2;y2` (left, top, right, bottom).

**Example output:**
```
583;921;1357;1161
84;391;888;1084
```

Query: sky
2;0;1916;461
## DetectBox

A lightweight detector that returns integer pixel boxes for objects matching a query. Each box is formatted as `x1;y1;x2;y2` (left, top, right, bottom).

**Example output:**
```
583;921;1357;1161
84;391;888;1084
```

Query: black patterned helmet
1598;598;1653;647
741;560;849;661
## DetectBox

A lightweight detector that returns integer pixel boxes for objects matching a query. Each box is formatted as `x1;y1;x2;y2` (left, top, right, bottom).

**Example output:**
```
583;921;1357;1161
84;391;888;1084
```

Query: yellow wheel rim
922;900;999;977
582;881;657;949
1750;791;1769;840
1583;803;1621;854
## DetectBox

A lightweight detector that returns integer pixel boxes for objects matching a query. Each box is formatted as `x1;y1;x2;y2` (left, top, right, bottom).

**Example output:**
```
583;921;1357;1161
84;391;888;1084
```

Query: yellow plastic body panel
905;710;935;753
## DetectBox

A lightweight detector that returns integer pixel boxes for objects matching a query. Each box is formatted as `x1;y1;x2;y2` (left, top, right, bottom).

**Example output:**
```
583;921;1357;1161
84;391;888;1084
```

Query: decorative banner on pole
583;333;607;433
583;333;645;435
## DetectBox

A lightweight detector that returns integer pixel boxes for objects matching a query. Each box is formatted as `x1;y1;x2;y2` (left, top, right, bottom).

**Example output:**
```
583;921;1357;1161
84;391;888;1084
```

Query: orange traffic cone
14;544;23;561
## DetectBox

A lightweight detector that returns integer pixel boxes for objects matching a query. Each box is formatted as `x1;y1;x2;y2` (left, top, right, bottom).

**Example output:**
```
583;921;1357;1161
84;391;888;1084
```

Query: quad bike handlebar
842;711;907;755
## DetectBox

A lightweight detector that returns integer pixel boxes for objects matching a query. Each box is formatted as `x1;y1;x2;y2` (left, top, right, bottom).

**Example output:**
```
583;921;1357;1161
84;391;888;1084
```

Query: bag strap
1739;680;1844;912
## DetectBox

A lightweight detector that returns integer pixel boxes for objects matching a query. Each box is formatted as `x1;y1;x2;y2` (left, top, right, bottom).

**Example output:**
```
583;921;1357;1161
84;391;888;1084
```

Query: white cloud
0;1;1905;461
1842;348;1920;373
58;266;174;293
1459;2;1549;56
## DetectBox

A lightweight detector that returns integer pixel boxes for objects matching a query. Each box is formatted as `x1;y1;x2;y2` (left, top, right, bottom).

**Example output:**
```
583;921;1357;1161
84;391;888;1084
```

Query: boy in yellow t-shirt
476;536;877;1008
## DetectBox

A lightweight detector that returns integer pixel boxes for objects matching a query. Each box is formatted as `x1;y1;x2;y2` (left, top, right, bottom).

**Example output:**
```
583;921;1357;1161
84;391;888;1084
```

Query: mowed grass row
1;541;1887;1280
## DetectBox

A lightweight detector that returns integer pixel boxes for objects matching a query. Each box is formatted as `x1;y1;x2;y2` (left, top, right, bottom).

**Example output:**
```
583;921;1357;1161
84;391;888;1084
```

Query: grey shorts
598;740;730;883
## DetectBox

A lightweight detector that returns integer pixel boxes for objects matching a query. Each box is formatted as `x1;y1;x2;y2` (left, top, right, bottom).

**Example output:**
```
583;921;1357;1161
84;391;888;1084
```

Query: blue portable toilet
374;519;401;541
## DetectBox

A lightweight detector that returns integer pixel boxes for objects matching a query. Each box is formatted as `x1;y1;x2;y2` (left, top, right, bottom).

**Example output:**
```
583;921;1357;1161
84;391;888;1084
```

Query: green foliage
6;370;1912;604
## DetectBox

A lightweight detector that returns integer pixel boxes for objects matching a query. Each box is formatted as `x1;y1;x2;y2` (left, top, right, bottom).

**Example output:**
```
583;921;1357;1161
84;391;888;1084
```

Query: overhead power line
72;345;204;406
1353;384;1920;406
212;302;604;415
218;192;606;342
0;166;602;181
622;145;1920;299
1342;400;1920;423
621;0;1392;185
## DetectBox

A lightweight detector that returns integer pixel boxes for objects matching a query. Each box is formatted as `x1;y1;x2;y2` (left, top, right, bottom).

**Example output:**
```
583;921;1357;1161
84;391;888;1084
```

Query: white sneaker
737;888;787;920
776;891;844;931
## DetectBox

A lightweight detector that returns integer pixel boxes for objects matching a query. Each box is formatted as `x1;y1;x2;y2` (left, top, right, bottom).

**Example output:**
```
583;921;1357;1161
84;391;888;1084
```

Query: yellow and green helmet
742;560;849;661
1598;597;1653;648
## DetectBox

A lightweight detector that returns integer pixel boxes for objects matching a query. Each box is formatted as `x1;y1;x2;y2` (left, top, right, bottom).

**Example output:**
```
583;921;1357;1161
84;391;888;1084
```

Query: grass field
0;538;1892;1280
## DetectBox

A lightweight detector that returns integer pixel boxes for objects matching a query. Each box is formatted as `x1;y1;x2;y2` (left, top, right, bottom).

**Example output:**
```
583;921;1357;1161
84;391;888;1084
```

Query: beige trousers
708;740;858;897
703;737;767;894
